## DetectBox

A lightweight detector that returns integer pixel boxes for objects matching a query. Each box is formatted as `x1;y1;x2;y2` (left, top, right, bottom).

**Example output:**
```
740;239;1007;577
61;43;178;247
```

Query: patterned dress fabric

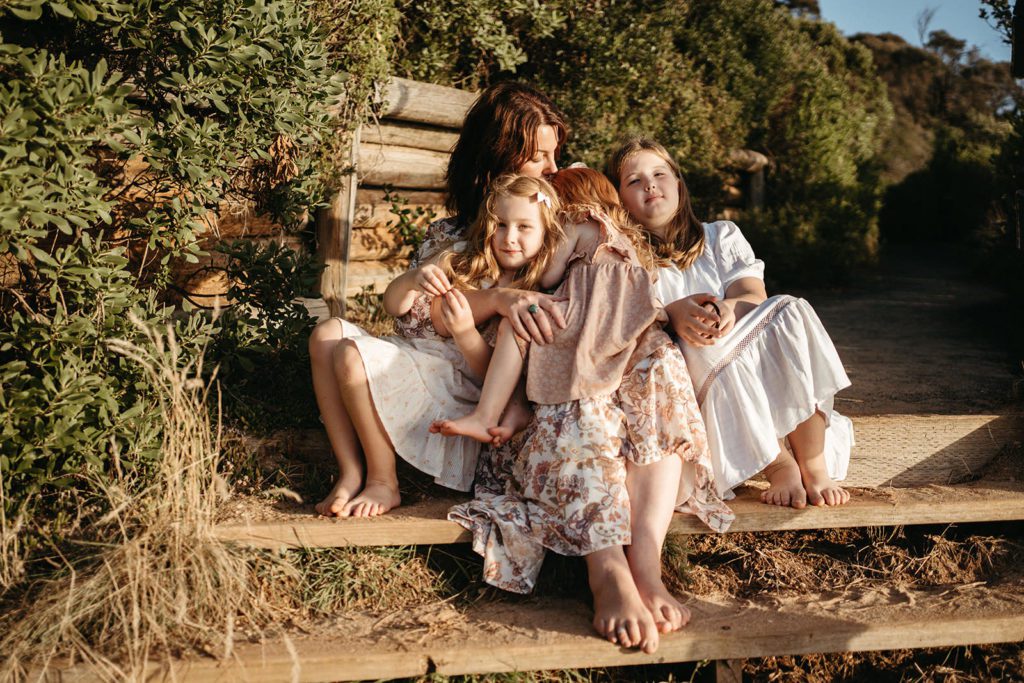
448;210;733;594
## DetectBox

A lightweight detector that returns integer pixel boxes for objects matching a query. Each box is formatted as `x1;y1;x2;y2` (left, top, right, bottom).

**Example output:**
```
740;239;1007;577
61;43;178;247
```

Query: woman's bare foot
315;474;363;517
588;552;660;653
635;578;690;634
761;450;806;509
342;480;401;517
430;413;498;444
799;460;850;506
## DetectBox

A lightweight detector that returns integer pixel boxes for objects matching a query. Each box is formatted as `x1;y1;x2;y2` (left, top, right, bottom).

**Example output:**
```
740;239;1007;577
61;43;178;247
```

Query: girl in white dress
606;138;853;508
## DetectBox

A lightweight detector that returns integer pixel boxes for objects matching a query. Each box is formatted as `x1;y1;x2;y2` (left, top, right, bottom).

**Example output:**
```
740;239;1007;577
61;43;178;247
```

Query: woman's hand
501;290;568;345
439;289;476;340
414;264;452;297
665;293;724;347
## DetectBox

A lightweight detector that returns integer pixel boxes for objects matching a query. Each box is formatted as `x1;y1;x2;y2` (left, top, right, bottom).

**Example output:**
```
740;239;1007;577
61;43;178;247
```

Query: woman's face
516;124;559;179
617;150;680;237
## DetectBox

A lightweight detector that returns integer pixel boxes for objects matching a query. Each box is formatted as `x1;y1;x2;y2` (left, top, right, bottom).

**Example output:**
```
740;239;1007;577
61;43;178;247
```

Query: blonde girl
607;137;853;509
448;167;733;655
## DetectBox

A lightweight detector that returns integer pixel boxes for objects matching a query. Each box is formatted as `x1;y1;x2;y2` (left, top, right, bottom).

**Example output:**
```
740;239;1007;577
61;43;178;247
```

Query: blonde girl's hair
604;137;706;270
548;167;657;272
440;174;565;291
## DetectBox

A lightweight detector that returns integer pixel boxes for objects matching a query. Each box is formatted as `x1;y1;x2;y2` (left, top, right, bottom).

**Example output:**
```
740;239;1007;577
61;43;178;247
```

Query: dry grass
0;317;290;681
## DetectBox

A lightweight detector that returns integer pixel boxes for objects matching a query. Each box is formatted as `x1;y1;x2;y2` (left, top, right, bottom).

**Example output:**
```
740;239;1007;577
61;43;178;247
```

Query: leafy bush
0;0;392;582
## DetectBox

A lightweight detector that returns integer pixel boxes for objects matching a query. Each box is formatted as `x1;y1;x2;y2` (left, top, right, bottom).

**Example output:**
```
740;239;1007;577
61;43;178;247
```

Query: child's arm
435;288;492;380
539;221;581;290
382;262;451;317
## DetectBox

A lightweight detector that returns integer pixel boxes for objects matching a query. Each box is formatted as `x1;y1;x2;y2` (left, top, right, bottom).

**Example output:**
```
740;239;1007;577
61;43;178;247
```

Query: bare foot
590;558;660;653
800;461;850;507
315;474;362;517
342;480;401;517
429;413;498;444
489;399;533;446
761;450;807;509
634;578;690;634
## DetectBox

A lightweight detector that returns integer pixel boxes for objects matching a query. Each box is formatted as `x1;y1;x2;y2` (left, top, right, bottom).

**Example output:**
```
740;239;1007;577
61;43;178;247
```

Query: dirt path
797;245;1018;416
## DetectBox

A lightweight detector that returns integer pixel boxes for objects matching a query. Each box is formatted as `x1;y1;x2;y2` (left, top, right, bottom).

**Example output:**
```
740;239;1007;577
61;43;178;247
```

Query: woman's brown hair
548;166;656;271
605;137;706;270
445;82;568;229
441;174;565;292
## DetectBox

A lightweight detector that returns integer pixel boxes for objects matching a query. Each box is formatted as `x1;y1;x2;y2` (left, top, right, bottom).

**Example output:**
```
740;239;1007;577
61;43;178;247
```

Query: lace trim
695;295;796;406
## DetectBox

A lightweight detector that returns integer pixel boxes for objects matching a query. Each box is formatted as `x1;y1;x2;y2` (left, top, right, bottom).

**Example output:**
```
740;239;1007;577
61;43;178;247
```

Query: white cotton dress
654;221;853;498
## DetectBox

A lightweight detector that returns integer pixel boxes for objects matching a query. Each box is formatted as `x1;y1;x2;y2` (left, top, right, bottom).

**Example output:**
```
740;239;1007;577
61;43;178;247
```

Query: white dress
654;221;853;498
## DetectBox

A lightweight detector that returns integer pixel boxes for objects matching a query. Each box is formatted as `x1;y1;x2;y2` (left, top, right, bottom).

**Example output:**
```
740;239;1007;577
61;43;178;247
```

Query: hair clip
535;190;552;208
568;162;588;169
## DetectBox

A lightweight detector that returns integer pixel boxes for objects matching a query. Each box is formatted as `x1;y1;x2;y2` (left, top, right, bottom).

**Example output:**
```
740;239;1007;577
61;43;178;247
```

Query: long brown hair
445;82;568;229
441;175;565;291
548;167;656;271
605;137;706;270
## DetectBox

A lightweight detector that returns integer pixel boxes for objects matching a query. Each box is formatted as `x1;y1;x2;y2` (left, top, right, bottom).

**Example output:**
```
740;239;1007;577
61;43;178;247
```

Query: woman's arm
459;287;567;345
382;263;451;317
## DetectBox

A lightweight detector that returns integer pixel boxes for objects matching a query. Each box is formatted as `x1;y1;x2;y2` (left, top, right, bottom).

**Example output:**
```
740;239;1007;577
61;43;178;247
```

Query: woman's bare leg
308;319;364;516
586;546;660;653
788;411;850;507
336;338;401;517
624;457;690;634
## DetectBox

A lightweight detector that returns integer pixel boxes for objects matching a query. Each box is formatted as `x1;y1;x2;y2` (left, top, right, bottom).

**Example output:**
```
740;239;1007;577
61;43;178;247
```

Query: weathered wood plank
212;477;1024;550
50;582;1024;681
378;76;477;129
361;121;459;153
316;130;359;317
343;259;407;297
358;142;448;189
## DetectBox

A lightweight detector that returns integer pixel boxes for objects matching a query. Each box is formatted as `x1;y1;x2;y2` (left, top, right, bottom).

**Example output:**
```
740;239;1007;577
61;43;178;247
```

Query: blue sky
817;0;1011;62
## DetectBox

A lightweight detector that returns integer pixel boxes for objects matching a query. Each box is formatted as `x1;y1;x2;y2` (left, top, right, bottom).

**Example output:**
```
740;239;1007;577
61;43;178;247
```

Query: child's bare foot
315;474;363;517
590;558;660;653
634;578;690;634
430;413;498;444
342;480;401;517
489;400;533;446
800;461;850;507
761;450;806;509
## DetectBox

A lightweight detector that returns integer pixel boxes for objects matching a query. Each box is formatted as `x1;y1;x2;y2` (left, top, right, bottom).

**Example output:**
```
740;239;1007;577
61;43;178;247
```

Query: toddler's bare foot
634;578;690;634
590;561;660;653
315;474;362;517
430;413;499;444
342;480;401;517
800;461;850;507
490;400;533;446
761;450;806;509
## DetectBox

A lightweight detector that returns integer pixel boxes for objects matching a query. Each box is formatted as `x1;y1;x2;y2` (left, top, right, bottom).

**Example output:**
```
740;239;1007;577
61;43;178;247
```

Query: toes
624;620;641;647
806;490;825;507
679;605;692;627
791;491;808;509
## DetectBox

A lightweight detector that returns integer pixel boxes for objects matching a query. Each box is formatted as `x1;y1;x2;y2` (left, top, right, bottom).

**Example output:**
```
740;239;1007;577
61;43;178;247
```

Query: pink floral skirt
449;342;733;594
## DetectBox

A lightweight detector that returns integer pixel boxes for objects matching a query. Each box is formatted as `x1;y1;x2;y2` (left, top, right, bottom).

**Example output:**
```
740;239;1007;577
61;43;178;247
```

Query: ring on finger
528;303;539;314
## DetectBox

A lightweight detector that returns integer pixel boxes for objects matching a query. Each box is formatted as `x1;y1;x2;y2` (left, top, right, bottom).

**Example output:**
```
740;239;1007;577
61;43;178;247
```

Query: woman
607;137;853;509
308;81;569;518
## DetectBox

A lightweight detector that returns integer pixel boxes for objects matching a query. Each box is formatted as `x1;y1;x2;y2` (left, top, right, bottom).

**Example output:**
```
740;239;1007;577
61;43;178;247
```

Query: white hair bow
535;190;552;208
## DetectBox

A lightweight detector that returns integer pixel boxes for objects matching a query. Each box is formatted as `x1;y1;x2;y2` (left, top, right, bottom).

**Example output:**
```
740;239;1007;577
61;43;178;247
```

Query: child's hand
439;288;476;339
415;264;452;297
667;293;722;347
714;300;737;335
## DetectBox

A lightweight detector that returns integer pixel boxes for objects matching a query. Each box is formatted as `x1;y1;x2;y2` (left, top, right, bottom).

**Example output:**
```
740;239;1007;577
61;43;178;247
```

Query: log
344;259;408;298
354;188;447;229
358;143;448;189
724;149;769;173
317;130;359;316
360;121;459;153
378;76;477;129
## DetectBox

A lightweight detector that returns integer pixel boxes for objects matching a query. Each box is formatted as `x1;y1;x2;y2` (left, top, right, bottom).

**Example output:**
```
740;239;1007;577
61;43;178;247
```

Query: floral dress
448;209;734;594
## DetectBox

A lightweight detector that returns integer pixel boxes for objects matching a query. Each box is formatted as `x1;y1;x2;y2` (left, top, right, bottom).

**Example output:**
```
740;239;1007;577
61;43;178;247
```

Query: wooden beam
212;477;1024;550
378;76;477;129
316;128;359;317
50;583;1024;681
361;121;458;153
358;143;448;189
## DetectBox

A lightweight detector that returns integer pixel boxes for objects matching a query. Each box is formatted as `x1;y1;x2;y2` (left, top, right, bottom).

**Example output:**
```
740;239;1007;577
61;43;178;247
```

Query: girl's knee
309;318;345;361
333;338;366;385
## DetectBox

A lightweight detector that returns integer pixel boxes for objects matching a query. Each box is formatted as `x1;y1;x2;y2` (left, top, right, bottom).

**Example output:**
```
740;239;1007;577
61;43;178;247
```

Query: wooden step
51;580;1024;681
213;477;1024;550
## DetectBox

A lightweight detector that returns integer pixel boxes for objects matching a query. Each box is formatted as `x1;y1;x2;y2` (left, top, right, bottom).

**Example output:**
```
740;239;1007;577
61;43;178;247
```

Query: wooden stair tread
213;478;1024;549
53;580;1024;681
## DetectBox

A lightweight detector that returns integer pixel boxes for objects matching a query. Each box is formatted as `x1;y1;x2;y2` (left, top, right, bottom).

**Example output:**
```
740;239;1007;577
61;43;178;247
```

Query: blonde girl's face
491;194;546;273
516;124;559;178
617;149;681;238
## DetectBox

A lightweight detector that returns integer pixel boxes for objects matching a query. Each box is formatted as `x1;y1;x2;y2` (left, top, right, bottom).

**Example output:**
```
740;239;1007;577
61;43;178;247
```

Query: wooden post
317;126;360;317
715;658;744;683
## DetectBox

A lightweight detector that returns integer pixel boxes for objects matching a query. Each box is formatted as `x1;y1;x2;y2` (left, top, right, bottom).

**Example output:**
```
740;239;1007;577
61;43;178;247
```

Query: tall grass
0;316;288;681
